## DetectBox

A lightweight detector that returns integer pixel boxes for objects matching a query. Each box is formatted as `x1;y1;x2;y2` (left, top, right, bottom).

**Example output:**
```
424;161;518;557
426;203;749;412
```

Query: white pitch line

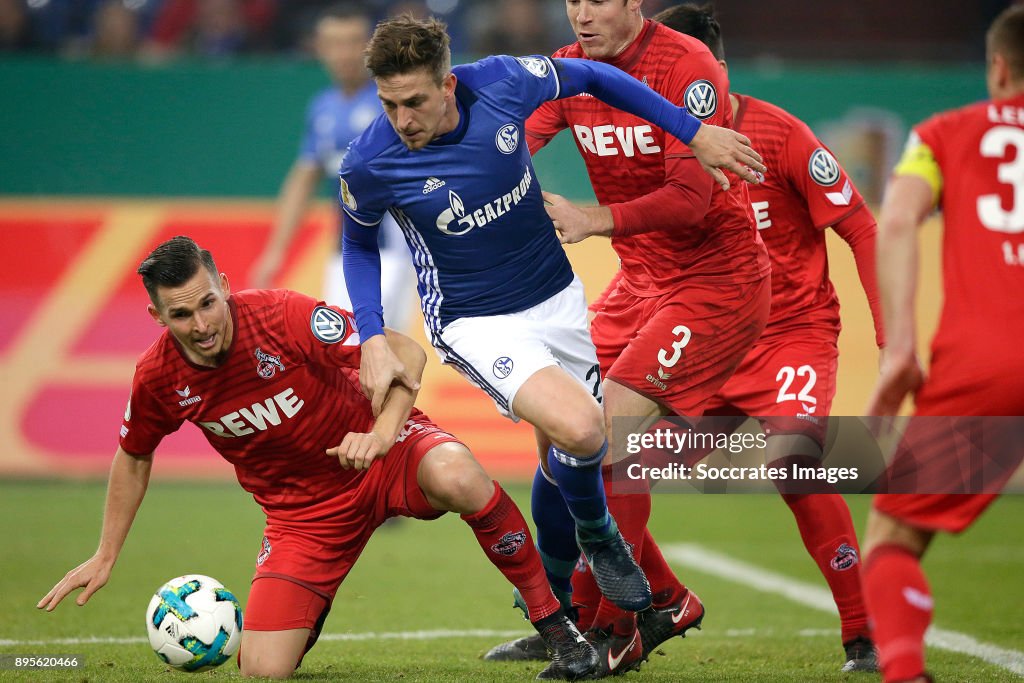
0;629;530;648
664;542;1024;676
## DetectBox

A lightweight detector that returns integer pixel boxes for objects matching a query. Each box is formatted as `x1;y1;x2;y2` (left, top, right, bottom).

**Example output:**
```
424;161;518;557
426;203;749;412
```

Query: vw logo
808;148;841;187
495;124;519;154
310;306;347;344
684;79;718;120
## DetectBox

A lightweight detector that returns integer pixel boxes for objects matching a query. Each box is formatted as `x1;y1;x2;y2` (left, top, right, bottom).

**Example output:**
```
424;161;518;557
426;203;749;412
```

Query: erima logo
436;167;533;235
646;374;667;391
495;123;519;154
422;176;446;194
826;179;854;206
809;148;841;186
657;368;672;380
684;79;718;119
176;386;202;407
198;387;304;438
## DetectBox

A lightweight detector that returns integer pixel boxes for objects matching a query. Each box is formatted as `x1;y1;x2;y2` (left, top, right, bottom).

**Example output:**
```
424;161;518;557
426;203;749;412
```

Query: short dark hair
652;3;725;61
364;14;450;84
988;4;1024;82
137;236;218;307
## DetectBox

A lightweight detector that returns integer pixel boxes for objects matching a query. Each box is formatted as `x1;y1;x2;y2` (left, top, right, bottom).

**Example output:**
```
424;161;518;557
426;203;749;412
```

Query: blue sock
531;466;579;596
547;442;616;544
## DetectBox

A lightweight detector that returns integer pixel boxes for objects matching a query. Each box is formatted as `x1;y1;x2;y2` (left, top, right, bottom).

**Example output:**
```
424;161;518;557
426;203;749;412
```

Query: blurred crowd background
0;0;1015;63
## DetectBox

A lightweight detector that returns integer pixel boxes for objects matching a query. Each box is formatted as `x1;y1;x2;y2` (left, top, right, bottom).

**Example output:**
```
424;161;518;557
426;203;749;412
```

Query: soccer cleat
841;636;879;673
534;615;599;680
582;625;643;677
578;531;652;612
483;633;549;662
637;590;705;661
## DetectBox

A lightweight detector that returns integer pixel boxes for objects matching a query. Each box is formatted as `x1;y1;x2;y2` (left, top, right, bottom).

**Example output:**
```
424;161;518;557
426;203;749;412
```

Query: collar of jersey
430;84;472;146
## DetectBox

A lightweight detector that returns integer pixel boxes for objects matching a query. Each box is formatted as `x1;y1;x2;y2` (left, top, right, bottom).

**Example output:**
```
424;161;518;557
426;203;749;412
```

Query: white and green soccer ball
145;574;243;672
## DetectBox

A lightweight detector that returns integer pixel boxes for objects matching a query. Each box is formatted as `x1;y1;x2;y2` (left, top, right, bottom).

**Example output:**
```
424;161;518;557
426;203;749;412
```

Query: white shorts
431;277;602;421
325;213;419;331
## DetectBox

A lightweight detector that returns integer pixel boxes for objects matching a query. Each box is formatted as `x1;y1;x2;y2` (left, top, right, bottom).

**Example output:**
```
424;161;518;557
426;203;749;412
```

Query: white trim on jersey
544;56;561;100
343;207;383;227
391;207;444;334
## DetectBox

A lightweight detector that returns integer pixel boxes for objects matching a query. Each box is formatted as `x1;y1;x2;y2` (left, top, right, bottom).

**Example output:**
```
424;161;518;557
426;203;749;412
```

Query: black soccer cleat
582;624;643;677
578;531;652;612
637;589;705;661
841;636;879;673
483;633;549;662
534;614;599;680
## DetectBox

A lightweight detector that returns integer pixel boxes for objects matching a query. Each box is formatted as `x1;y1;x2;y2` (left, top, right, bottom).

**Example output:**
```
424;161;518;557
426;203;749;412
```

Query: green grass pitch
1;480;1021;681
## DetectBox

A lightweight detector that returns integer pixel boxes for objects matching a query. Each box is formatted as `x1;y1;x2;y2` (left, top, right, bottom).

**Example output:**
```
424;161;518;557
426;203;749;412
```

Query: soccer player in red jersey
862;6;1024;682
37;236;600;680
617;4;881;672
507;0;772;674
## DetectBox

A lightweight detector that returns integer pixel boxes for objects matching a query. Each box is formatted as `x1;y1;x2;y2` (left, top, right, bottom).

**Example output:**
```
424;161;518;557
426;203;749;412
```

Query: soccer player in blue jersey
251;3;417;332
339;16;763;679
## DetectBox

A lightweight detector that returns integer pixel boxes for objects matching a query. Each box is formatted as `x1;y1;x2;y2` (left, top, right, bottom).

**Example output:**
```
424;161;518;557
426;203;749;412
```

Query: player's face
376;69;457;151
316;16;371;87
149;269;234;368
566;0;644;60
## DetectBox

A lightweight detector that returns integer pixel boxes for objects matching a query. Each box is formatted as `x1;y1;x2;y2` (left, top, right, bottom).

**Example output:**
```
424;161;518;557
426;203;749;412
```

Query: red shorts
873;493;1001;534
703;330;839;444
591;274;770;417
244;418;460;633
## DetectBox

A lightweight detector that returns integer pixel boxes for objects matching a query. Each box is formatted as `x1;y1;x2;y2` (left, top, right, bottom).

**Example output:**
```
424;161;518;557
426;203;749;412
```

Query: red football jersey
734;94;869;336
912;93;1024;381
527;20;768;294
120;289;406;519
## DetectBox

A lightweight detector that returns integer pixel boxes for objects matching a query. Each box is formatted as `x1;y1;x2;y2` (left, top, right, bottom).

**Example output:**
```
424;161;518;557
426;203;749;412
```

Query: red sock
589;484;651;631
640;528;689;609
570;559;600;630
462;482;560;622
782;493;869;643
863;544;932;683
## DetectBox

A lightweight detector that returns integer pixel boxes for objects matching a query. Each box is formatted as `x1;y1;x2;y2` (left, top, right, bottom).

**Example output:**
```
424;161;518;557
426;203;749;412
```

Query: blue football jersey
339;55;573;333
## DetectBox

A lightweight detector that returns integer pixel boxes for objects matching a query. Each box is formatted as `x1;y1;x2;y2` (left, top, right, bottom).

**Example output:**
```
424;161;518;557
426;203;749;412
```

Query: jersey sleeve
338;144;391;227
119;374;184;456
526;100;567;154
660;49;731;160
281;290;362;369
475;55;562;119
779;121;867;229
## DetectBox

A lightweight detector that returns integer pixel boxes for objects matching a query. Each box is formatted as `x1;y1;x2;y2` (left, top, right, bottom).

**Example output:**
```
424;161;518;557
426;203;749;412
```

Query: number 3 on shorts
657;325;692;368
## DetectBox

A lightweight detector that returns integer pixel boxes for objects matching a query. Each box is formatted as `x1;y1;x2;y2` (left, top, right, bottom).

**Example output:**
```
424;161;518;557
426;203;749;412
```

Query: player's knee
549;414;605;455
420;443;492;513
239;656;296;679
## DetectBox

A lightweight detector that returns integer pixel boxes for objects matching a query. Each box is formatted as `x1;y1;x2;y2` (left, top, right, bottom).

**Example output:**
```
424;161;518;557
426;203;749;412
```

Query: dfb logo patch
491;530;527;556
310;306;347;344
808;148;841;187
495;123;519;154
830;543;859;571
516;56;549;78
684;79;718;120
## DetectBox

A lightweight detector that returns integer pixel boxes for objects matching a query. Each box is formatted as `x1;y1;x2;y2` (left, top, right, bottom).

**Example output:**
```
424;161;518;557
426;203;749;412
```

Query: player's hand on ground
360;335;420;416
866;352;925;417
689;123;766;191
328;431;390;470
543;191;613;244
37;556;113;611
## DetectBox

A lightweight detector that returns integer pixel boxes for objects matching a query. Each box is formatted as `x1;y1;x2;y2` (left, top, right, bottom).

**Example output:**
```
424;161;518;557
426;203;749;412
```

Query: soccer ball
145;574;243;672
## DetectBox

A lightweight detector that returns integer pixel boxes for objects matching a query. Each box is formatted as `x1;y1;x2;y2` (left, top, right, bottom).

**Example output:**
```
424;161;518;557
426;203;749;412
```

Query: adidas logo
422;176;446;194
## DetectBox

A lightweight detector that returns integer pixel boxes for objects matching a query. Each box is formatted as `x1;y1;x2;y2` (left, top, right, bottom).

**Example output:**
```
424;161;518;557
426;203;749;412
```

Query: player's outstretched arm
329;329;427;470
865;174;933;416
250;161;322;288
551;58;764;190
37;448;154;611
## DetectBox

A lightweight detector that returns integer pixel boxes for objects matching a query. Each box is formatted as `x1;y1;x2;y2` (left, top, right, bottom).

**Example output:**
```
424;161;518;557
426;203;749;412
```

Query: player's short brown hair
988;4;1024;82
137;236;219;307
364;15;450;85
652;3;725;61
